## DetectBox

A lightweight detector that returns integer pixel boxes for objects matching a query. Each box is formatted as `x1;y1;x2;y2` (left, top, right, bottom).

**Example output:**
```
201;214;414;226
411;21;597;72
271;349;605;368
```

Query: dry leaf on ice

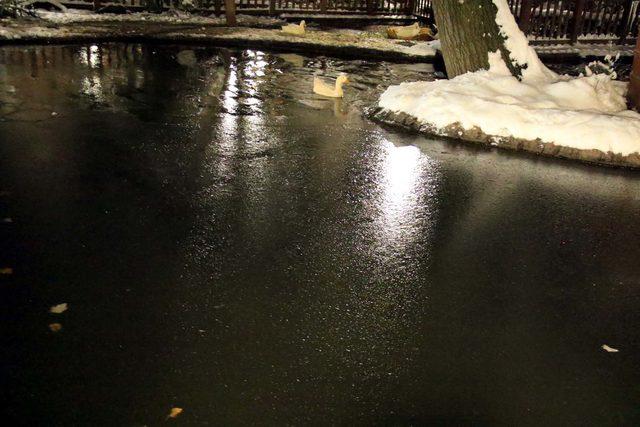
602;344;619;353
49;323;62;332
166;407;183;419
0;267;13;275
49;303;68;314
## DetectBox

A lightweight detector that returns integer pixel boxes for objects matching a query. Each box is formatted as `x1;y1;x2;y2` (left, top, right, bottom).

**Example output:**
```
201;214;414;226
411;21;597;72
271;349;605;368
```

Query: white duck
313;74;350;98
281;20;306;36
387;22;420;40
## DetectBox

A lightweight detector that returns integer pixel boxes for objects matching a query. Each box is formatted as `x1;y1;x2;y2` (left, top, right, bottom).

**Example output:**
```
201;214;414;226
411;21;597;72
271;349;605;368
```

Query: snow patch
399;40;440;56
36;10;283;26
535;43;634;58
492;0;556;82
487;49;511;75
379;68;640;156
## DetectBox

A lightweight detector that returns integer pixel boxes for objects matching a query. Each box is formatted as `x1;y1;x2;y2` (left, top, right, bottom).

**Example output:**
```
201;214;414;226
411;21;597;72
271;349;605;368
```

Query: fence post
569;0;586;44
320;0;327;12
619;0;635;44
518;0;532;34
225;0;237;25
406;0;415;16
214;0;221;15
367;0;373;15
629;34;640;110
269;0;276;15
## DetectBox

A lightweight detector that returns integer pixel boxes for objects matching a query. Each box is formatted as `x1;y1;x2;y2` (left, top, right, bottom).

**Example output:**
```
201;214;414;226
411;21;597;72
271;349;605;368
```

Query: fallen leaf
602;344;619;353
166;407;183;419
0;267;13;275
49;303;68;314
49;323;62;332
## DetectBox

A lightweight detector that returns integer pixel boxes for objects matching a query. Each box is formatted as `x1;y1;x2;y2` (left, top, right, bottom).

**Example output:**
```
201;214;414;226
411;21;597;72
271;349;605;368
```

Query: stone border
369;106;640;169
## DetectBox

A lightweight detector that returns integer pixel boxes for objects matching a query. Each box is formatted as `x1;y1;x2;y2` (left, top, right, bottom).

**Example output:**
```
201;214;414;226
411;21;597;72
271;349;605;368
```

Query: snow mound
379;65;640;156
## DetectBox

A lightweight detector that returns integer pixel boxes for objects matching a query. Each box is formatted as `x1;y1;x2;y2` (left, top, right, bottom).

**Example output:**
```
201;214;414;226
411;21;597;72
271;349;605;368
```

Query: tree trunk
433;0;521;78
225;0;237;26
629;35;640;111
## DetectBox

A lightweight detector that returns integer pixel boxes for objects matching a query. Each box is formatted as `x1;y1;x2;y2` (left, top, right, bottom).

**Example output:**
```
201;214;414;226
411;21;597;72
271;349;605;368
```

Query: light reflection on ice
220;61;239;149
373;138;439;255
87;45;100;69
80;75;104;102
381;143;422;215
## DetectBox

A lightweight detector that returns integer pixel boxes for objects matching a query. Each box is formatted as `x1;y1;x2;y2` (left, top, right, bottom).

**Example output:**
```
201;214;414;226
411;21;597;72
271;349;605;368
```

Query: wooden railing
413;0;432;19
59;0;637;43
508;0;640;43
64;0;415;14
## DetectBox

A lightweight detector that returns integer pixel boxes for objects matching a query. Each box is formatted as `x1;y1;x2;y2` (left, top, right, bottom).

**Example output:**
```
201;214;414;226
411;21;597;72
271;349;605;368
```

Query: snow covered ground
36;9;284;26
379;0;640;163
0;14;439;60
535;43;635;58
9;9;635;60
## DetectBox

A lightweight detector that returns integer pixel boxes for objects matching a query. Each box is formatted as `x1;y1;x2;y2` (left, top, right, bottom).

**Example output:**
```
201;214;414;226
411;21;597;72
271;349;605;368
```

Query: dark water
1;44;640;426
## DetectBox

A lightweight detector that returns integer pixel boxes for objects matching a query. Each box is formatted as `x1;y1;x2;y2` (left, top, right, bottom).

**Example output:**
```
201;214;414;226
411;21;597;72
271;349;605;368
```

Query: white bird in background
313;74;350;98
281;20;306;36
387;22;420;40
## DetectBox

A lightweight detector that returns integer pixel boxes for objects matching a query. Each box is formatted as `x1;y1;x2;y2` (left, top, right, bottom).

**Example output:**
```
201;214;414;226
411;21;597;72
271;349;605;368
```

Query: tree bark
628;35;640;111
433;0;521;79
225;0;237;26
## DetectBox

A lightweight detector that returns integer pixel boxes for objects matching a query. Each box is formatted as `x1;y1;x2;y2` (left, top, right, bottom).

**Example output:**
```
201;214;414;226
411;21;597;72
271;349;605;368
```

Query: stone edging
368;106;640;169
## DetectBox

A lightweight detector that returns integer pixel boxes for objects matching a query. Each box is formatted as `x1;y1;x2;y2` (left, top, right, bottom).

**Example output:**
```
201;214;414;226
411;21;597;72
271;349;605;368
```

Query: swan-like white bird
281;20;306;36
313;74;350;98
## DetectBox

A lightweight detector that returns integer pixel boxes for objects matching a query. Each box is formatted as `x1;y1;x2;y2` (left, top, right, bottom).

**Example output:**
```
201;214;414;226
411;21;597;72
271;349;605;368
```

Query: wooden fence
60;0;637;43
508;0;640;42
413;0;432;19
65;0;416;14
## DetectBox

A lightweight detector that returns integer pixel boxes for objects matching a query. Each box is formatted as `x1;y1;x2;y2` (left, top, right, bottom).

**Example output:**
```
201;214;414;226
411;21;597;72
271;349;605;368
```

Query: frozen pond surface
1;44;640;425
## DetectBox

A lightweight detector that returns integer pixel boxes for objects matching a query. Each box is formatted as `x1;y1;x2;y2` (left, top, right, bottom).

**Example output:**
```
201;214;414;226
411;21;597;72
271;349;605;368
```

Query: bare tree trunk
433;0;522;78
629;35;640;111
225;0;237;26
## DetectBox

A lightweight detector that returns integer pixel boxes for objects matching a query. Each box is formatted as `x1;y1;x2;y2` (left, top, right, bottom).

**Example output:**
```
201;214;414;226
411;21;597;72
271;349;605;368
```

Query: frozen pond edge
370;106;640;170
0;20;437;62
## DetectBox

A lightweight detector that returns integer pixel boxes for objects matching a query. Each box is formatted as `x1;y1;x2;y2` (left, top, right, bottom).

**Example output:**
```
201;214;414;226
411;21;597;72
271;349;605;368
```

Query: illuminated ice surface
1;44;639;426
